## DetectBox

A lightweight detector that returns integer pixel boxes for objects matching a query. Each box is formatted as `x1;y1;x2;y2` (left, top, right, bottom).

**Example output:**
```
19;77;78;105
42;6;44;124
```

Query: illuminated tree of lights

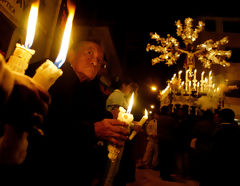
146;17;232;72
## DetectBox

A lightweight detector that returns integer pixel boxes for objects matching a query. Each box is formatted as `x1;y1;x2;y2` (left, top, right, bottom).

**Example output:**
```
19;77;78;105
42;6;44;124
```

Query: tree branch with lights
146;17;231;72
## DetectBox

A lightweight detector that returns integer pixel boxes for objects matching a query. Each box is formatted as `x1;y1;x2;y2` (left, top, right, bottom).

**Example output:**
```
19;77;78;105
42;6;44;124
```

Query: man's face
70;41;104;82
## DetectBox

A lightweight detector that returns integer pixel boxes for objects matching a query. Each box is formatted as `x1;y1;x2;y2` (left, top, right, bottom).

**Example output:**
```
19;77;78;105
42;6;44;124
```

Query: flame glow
127;92;134;114
144;109;148;117
24;0;40;48
54;2;75;68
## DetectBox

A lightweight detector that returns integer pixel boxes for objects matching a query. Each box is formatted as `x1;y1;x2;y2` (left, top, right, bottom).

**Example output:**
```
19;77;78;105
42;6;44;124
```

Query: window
223;21;240;33
204;20;216;32
227;48;240;63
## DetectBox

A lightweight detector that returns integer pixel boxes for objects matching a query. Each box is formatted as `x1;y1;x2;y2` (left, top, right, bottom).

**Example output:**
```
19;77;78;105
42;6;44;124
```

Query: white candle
201;71;205;81
138;110;148;126
117;107;134;125
185;69;189;92
7;1;39;74
194;69;197;80
33;60;63;90
7;43;35;74
209;70;212;80
185;69;189;82
200;71;205;92
205;77;208;92
108;93;134;162
197;82;200;93
178;70;182;80
189;81;192;93
193;69;197;91
129;109;148;140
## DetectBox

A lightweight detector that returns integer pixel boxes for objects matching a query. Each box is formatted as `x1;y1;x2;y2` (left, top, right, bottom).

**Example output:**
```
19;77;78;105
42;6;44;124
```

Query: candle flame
24;0;40;48
54;2;76;68
144;109;148;117
127;92;134;113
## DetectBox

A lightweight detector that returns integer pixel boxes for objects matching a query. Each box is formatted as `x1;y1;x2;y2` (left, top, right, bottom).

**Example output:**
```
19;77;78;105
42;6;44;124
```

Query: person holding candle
0;53;50;165
105;78;140;185
138;112;159;170
106;78;138;118
22;40;130;185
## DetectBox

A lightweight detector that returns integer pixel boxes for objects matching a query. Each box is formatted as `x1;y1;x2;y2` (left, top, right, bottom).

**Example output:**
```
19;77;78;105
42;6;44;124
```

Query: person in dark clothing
157;106;177;181
189;110;216;181
174;107;192;179
16;41;130;185
200;108;240;186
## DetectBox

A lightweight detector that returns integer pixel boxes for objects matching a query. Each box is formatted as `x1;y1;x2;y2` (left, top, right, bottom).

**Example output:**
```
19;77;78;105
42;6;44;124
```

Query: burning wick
129;109;148;140
7;0;39;74
33;1;75;90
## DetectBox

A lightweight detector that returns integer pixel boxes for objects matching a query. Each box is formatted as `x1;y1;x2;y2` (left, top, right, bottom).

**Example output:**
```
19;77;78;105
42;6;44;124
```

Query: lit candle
178;70;182;88
171;73;176;81
192;69;197;91
197;82;200;93
7;0;39;74
205;77;208;92
108;93;134;162
201;71;205;81
33;60;63;90
189;81;192;93
185;69;189;82
200;71;205;92
33;2;75;90
129;109;148;140
209;70;212;80
178;70;182;81
194;69;197;81
185;69;189;92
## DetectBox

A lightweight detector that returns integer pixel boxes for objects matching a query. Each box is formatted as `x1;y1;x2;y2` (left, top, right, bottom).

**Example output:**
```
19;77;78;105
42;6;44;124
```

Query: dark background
71;0;240;114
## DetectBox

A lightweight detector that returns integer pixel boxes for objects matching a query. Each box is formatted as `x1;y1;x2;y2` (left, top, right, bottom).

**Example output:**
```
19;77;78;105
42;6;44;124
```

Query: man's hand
4;72;51;130
94;119;129;147
131;121;144;132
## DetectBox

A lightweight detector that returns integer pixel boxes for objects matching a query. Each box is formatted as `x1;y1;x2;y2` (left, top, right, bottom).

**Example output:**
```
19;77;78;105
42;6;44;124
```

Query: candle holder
33;59;63;90
7;43;35;74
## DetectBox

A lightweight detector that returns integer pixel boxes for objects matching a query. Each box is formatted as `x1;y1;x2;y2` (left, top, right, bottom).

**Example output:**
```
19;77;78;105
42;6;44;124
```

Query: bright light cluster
146;33;180;66
176;17;204;45
146;17;232;69
197;37;231;68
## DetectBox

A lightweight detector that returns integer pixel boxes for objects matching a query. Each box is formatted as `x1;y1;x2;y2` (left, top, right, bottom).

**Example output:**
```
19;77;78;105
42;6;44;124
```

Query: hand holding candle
108;93;134;162
129;109;148;140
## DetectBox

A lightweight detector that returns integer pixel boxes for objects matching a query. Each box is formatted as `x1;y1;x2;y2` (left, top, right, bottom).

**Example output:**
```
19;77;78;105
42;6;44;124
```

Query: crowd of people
136;105;240;186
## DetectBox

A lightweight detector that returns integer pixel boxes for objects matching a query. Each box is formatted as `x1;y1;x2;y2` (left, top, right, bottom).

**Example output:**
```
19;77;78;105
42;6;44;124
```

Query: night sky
72;0;240;114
